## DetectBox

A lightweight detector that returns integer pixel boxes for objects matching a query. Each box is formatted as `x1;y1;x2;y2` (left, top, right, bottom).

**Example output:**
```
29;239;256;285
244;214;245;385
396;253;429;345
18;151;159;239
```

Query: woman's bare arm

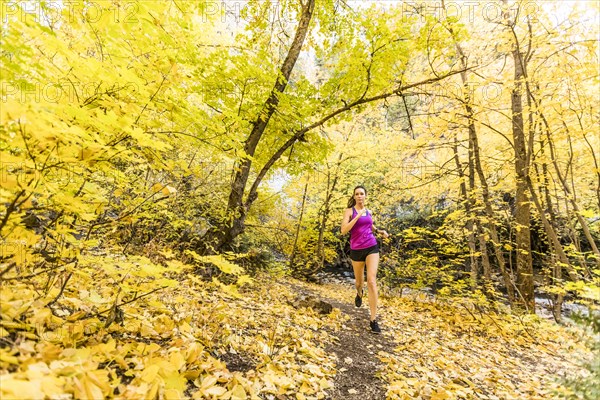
341;208;364;235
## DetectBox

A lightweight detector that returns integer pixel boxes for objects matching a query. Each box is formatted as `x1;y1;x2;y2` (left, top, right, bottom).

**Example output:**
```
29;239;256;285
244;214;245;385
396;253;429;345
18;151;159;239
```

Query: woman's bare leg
365;253;380;321
352;261;365;296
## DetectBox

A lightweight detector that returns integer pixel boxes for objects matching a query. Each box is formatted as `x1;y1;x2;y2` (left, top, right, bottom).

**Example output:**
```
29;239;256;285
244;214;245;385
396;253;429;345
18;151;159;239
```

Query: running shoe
354;290;362;308
369;319;381;334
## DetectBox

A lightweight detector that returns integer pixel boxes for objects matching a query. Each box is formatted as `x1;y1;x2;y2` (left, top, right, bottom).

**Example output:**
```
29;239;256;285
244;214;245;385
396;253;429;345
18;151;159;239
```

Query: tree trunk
525;175;578;281
200;0;316;254
440;0;513;300
452;135;479;290
316;173;329;268
316;153;343;267
476;220;492;282
580;130;600;210
552;270;565;323
289;181;309;270
564;196;592;279
534;136;566;320
466;99;480;290
511;46;534;312
500;4;536;312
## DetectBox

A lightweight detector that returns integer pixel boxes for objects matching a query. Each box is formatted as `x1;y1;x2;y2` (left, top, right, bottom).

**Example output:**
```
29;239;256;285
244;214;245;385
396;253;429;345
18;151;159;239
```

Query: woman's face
354;188;366;204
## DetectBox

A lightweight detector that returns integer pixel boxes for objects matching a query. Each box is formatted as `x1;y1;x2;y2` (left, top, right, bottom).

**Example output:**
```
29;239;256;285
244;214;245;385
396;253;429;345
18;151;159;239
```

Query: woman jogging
340;185;389;334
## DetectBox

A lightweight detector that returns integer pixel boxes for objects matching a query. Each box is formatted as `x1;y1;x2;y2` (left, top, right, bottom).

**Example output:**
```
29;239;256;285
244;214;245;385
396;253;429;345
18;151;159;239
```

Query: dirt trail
290;284;396;400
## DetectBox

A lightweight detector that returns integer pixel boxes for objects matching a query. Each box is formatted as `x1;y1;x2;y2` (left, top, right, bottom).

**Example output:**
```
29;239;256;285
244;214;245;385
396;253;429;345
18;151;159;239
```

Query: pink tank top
349;207;378;250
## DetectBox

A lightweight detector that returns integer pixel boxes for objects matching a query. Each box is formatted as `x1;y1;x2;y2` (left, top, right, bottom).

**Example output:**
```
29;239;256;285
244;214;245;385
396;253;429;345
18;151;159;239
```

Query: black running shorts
349;244;379;262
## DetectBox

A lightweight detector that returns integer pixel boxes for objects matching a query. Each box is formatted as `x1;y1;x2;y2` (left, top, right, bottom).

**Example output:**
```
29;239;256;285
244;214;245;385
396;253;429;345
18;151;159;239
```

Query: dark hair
347;185;367;208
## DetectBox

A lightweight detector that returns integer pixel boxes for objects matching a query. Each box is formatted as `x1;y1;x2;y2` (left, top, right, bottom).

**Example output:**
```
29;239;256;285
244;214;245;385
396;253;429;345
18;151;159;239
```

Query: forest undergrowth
0;252;593;399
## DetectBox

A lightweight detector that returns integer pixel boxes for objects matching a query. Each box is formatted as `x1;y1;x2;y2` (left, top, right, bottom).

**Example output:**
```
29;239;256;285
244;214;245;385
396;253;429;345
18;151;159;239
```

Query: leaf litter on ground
1;254;339;399
0;253;594;399
297;280;593;400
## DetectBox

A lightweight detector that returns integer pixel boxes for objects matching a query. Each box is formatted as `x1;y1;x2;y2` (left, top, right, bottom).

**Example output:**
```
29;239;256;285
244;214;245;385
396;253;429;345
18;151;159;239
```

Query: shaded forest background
0;0;599;398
